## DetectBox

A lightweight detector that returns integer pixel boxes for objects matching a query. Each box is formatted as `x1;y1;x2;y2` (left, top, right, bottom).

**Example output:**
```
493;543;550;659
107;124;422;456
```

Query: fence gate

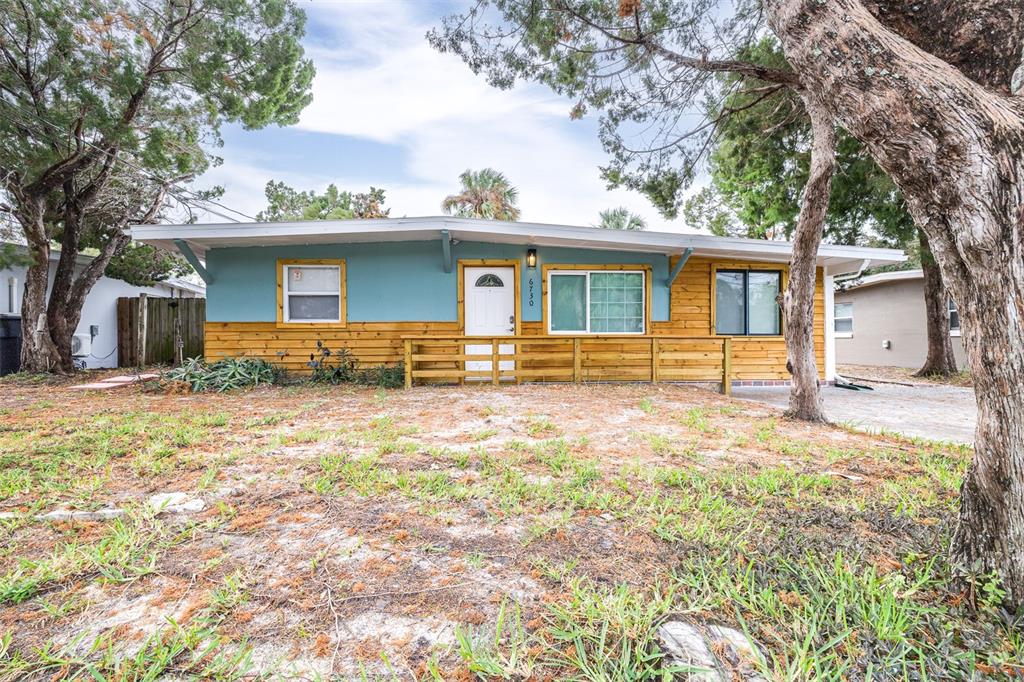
117;296;205;367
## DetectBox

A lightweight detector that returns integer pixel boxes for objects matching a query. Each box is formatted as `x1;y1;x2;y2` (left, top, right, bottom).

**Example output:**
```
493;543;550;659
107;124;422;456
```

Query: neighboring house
833;269;965;369
1;244;205;372
132;217;903;386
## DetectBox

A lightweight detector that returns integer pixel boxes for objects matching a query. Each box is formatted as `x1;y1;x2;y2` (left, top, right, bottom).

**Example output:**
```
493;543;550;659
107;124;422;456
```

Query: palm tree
596;207;646;231
441;168;521;221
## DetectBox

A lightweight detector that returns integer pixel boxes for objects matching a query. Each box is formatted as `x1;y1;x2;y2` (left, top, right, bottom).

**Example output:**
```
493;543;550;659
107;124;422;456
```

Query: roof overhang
841;268;924;291
131;216;905;275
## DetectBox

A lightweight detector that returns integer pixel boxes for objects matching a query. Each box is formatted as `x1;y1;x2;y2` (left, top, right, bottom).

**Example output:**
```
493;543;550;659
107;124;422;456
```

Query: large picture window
548;270;645;334
279;260;345;325
715;269;782;336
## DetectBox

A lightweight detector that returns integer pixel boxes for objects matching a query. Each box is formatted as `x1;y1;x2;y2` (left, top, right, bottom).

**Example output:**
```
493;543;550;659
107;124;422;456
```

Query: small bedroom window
834;302;854;338
279;260;345;325
949;298;961;336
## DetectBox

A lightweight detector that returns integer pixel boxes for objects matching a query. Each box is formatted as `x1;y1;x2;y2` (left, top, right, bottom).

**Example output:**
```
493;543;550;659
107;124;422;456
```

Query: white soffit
131;216;905;273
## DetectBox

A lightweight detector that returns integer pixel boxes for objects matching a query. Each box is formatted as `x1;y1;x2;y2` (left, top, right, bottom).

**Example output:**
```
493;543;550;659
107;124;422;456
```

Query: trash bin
0;315;22;376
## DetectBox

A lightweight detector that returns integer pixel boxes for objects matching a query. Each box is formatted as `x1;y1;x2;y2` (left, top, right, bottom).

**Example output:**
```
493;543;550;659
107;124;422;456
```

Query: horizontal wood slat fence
117;295;205;367
403;335;733;393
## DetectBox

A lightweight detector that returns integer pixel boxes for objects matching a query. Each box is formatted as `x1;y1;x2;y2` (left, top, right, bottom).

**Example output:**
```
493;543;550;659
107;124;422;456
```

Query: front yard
0;378;1020;680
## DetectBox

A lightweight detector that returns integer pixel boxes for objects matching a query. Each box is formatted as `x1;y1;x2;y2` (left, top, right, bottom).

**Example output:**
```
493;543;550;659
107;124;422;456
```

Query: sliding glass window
715;269;782;335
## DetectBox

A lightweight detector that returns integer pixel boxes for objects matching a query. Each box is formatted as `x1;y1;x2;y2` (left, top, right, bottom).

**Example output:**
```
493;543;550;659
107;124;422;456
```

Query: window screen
283;264;342;322
550;274;587;332
834;302;853;334
715;271;746;335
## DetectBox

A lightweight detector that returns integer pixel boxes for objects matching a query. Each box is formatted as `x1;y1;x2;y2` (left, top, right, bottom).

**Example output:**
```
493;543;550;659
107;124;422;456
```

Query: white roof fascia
842;269;923;291
131;217;906;270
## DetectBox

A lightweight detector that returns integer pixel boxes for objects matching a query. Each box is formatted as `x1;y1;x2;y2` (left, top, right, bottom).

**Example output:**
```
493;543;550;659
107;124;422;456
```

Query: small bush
308;341;404;389
164;357;281;392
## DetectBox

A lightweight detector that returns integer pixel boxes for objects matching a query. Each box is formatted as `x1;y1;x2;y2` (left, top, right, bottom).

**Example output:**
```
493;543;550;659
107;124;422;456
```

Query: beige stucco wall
834;278;966;369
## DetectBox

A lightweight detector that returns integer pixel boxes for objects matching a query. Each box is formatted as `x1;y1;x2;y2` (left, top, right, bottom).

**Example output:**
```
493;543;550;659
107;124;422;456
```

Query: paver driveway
733;382;976;444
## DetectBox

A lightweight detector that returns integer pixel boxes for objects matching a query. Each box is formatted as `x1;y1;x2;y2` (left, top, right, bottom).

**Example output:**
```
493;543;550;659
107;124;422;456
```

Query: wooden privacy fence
403;335;733;393
117;295;205;367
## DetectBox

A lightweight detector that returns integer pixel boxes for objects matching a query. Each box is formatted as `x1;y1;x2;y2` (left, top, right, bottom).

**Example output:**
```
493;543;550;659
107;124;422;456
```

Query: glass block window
282;263;343;323
715;269;782;336
589;272;644;333
547;269;645;334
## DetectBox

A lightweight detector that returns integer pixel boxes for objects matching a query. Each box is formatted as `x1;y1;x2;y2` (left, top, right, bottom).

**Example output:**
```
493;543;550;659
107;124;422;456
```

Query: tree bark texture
863;0;1024;95
766;0;1024;609
915;229;958;377
18;199;62;373
783;101;835;422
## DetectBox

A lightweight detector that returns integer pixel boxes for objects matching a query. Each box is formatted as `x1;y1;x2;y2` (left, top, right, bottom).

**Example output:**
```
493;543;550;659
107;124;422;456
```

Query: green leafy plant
164;357;281;392
308;341;405;389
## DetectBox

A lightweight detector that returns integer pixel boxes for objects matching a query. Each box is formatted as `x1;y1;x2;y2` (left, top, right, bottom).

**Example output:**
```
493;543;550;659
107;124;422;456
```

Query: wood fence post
458;340;466;385
651;337;659;383
491;339;500;386
404;339;413;389
722;337;733;395
136;293;148;368
173;310;184;367
573;338;581;384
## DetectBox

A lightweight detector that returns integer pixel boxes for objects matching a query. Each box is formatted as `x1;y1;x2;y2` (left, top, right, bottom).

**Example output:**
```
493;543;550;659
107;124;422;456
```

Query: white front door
464;266;515;377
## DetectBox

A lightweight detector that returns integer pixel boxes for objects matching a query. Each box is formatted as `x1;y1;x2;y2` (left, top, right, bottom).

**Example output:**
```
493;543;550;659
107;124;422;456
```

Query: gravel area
733;382;976;445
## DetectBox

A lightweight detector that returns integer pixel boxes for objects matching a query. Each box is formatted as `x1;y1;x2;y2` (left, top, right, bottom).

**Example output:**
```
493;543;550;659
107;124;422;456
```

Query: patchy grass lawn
0;378;1019;680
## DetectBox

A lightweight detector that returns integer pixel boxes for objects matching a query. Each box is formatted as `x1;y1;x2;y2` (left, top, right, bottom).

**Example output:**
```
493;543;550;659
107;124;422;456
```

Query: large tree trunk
46;195;86;373
49;230;132;370
766;0;1024;609
17;201;63;373
783;101;835;422
915;229;958;377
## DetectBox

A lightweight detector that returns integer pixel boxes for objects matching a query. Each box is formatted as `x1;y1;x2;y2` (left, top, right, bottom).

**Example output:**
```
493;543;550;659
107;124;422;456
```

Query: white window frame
5;276;16;315
546;269;646;335
834;302;854;338
949;298;961;337
282;264;342;324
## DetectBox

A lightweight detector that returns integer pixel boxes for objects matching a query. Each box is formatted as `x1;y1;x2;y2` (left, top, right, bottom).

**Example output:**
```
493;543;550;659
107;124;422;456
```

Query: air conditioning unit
71;333;91;357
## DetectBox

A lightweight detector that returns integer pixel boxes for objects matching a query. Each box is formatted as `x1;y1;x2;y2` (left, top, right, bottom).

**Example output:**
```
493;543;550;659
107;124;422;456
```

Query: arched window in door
474;273;505;287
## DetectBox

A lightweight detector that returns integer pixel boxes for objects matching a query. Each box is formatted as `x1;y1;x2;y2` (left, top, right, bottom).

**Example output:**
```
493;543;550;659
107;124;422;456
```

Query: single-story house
1;244;205;373
132;217;904;388
834;269;964;369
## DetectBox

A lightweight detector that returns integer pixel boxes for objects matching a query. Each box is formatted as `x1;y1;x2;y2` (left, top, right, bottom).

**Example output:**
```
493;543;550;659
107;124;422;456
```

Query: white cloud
203;0;702;232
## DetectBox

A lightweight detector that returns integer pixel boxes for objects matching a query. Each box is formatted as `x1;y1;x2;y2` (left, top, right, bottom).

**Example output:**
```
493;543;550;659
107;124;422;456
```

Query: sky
198;0;704;233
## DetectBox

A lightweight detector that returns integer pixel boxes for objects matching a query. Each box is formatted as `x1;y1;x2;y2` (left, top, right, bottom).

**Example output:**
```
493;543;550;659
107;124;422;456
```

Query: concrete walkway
733;383;976;444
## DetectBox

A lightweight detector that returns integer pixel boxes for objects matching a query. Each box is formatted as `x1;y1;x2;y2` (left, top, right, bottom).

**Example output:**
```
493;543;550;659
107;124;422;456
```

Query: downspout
833;259;871;285
830;259;871;388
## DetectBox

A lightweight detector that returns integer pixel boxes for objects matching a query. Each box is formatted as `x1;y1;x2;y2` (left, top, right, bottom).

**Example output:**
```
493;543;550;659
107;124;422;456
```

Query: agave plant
165;357;281;392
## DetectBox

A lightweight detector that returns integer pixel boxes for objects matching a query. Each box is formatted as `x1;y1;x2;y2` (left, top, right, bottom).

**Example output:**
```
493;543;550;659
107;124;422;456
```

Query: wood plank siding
204;256;825;382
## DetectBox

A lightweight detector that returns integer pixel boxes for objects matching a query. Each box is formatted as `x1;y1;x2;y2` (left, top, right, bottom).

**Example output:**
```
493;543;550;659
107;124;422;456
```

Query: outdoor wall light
526;248;537;268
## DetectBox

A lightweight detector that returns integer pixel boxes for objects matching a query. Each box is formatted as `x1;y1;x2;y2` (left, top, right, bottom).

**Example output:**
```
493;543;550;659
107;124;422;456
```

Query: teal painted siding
205;240;671;323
